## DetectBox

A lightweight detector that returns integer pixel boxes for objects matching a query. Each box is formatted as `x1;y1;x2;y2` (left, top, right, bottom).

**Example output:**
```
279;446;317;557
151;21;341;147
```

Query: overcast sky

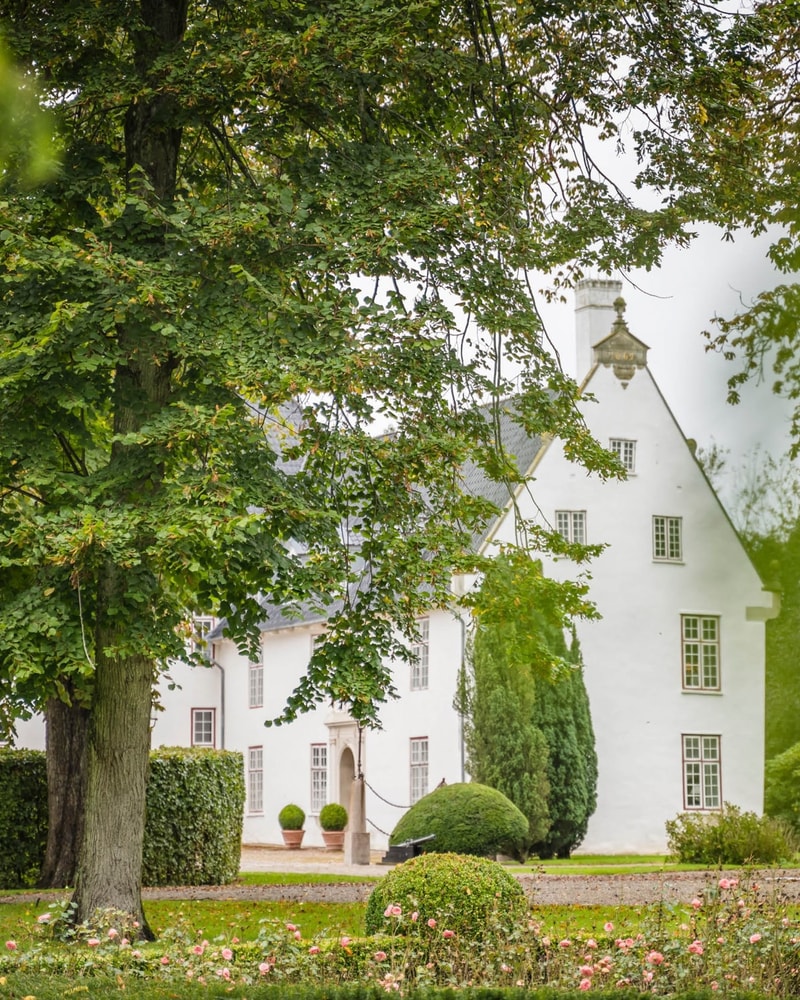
534;225;795;486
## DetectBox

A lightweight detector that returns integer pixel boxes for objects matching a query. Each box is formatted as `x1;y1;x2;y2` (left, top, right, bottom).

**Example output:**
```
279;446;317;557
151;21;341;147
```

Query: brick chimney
575;278;623;380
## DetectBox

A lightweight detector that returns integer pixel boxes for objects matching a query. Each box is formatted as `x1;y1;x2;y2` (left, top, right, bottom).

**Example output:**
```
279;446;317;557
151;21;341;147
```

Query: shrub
319;802;348;831
389;781;529;860
142;747;245;886
0;748;47;888
364;851;527;938
666;802;797;865
766;741;800;831
279;803;306;830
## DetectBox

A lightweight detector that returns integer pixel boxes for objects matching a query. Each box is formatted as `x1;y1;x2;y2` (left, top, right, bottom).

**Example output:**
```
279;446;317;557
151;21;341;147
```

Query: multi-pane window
189;616;215;657
191;708;215;747
248;746;264;813
682;615;720;691
683;735;721;810
653;515;683;561
555;510;586;544
410;737;429;804
249;657;264;709
610;438;636;472
310;743;328;814
410;618;430;691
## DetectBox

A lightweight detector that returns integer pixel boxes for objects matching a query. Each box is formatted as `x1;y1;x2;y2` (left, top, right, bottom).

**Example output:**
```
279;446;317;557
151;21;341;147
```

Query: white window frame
248;657;264;709
310;743;328;814
555;510;586;544
410;737;429;804
248;746;264;814
610;438;636;472
191;708;215;747
653;515;683;561
682;734;721;810
189;615;215;658
410;618;430;691
682;614;720;691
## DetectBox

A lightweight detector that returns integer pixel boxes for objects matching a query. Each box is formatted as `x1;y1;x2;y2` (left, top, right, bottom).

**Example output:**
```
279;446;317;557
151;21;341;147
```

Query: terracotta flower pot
281;829;305;849
321;830;345;850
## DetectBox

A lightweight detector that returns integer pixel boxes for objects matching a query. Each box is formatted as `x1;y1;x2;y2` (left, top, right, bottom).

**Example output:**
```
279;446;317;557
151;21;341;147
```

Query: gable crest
592;297;649;385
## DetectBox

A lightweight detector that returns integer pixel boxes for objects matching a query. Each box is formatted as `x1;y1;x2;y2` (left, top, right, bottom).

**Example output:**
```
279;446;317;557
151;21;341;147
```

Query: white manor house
15;280;777;855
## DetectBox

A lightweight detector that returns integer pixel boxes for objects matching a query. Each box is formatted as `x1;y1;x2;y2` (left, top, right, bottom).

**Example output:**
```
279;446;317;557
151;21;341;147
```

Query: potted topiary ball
278;803;306;849
318;802;348;850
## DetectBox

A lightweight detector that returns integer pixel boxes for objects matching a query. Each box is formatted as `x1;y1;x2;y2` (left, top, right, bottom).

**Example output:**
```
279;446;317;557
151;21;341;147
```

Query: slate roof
208;397;542;638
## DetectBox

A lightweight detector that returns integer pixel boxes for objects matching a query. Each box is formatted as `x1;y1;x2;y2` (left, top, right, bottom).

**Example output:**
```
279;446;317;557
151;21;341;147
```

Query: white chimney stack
575;278;623;380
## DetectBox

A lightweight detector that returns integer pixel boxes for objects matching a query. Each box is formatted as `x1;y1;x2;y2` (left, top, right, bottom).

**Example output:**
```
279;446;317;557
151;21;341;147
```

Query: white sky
533;225;795;480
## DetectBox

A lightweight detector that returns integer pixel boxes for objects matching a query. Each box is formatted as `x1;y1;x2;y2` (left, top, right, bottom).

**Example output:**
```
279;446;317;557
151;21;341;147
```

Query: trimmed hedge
365;851;527;938
0;747;48;888
142;747;245;885
390;781;529;859
0;746;244;889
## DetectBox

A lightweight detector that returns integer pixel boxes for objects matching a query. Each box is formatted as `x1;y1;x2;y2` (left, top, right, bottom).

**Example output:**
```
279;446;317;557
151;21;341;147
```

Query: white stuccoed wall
488;355;770;853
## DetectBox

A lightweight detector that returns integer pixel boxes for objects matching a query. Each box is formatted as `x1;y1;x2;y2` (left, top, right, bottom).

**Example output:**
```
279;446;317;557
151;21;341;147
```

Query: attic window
610;438;636;472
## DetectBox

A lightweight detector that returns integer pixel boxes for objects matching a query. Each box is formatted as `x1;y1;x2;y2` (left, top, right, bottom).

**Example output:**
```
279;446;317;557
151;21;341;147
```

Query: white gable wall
488;360;769;852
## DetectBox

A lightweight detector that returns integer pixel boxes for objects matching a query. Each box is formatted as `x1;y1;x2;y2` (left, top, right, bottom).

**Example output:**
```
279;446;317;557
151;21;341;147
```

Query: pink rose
309;946;321;955
443;929;455;939
259;962;271;974
749;933;762;944
427;918;437;928
646;951;664;965
5;940;16;951
221;947;233;961
87;938;100;948
374;950;387;961
688;940;704;955
603;922;614;933
579;978;592;991
160;955;170;965
37;913;51;924
559;939;571;949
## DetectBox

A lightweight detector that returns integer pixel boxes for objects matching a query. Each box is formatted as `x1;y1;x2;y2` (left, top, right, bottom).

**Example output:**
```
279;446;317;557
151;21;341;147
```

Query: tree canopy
0;0;778;928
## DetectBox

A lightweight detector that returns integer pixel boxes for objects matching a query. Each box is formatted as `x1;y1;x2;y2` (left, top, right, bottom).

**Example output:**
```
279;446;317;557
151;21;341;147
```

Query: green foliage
364;851;527;937
460;555;597;858
279;804;306;831
0;747;47;888
0;747;244;889
530;631;598;859
319;803;348;831
389;782;529;861
766;741;800;831
666;803;797;865
142;748;245;886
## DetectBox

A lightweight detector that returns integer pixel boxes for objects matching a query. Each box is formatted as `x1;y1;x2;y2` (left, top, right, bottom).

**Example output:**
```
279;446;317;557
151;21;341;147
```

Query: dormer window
610;438;636;472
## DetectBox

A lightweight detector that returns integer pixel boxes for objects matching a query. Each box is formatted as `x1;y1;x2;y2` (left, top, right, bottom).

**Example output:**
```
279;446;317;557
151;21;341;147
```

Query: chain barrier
365;779;410;811
366;816;392;837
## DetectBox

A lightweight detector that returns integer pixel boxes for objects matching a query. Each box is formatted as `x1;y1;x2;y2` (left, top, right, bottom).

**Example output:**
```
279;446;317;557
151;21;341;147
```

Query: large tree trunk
67;0;188;937
71;611;155;936
38;693;89;888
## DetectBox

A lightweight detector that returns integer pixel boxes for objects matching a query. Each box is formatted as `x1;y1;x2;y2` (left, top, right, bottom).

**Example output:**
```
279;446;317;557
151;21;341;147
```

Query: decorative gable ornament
592;297;649;385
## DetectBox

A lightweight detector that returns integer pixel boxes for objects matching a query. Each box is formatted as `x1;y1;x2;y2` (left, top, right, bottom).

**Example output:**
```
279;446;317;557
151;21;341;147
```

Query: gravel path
128;870;800;907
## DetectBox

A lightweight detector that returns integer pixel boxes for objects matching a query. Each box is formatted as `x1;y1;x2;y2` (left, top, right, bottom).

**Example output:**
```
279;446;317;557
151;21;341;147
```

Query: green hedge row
0;747;48;887
0;746;244;889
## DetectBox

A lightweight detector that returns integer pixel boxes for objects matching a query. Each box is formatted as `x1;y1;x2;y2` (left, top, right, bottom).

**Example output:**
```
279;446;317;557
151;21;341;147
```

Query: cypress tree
530;628;598;858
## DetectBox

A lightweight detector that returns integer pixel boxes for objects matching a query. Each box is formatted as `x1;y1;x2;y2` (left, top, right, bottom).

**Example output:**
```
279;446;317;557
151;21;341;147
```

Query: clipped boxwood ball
365;852;527;938
389;781;529;860
278;803;305;830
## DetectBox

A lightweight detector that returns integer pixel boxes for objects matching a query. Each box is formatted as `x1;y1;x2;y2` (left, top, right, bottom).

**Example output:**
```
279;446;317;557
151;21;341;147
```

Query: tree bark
68;0;188;936
38;693;89;888
71;611;155;936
